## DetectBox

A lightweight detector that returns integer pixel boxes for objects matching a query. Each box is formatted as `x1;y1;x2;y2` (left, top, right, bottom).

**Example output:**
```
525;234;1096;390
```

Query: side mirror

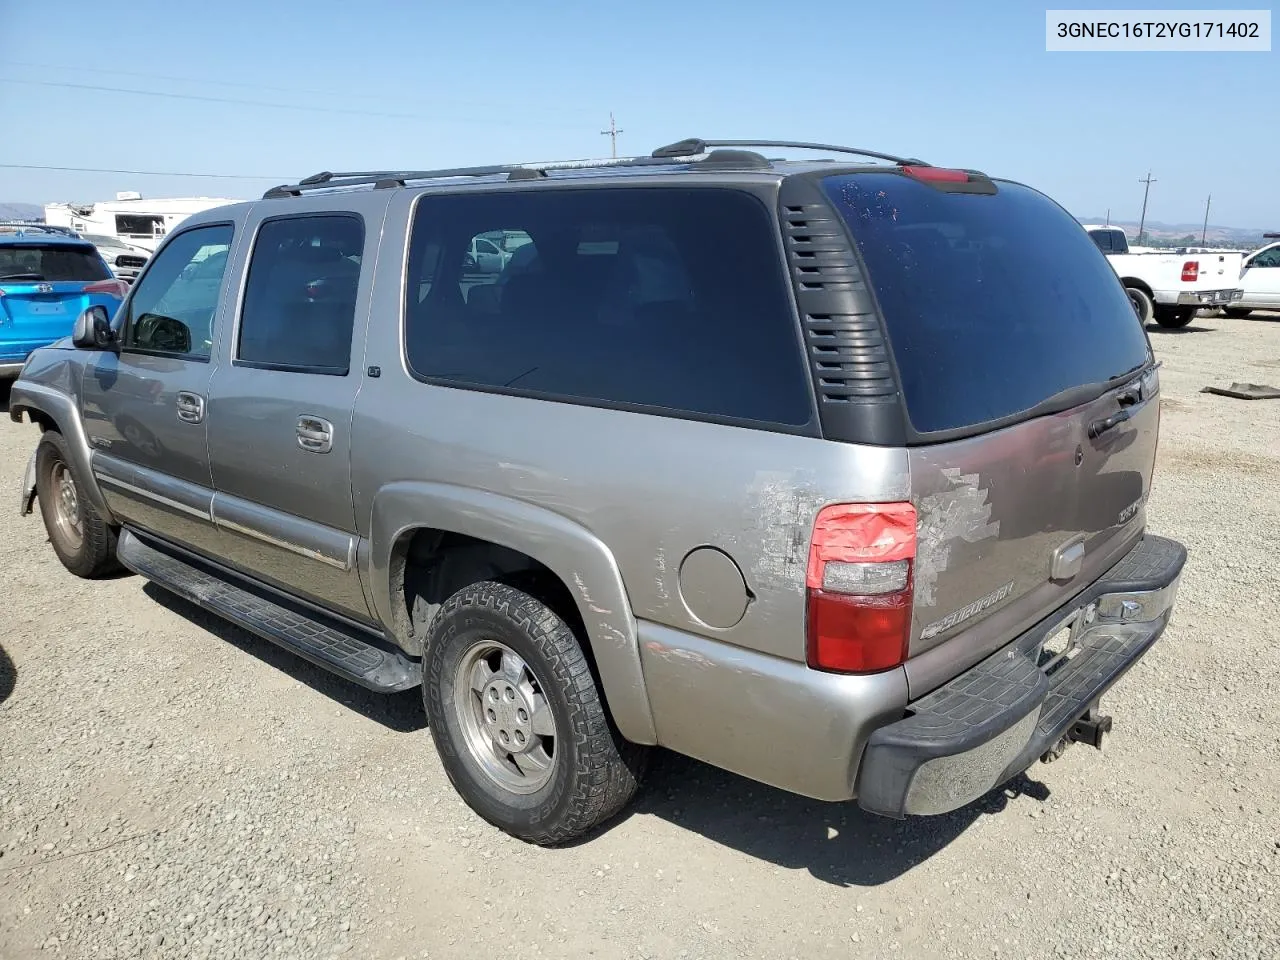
72;306;118;351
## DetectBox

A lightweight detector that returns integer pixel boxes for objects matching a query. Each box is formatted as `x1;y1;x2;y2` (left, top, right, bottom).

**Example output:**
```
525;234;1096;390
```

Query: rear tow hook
1040;707;1113;763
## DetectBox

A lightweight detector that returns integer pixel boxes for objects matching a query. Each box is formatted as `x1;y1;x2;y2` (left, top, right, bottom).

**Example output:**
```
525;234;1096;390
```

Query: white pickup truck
1085;225;1244;328
1225;238;1280;318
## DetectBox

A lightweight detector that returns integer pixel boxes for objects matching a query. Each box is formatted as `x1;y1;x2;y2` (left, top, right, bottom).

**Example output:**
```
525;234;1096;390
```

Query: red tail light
901;165;969;183
1181;261;1200;282
805;502;916;674
82;279;129;299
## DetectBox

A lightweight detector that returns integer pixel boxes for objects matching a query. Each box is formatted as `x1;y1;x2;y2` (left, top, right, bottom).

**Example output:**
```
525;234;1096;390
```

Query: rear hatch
822;170;1159;695
0;242;121;360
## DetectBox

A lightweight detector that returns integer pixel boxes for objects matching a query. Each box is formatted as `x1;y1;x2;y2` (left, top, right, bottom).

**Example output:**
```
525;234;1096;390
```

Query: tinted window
824;174;1151;434
403;188;812;426
0;244;110;282
1252;247;1280;268
115;214;165;238
238;215;364;375
1090;229;1113;253
123;225;233;359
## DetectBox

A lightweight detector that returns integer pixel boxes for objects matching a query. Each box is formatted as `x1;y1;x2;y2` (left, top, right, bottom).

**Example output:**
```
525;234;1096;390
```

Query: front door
81;222;237;556
1240;244;1280;308
205;207;375;621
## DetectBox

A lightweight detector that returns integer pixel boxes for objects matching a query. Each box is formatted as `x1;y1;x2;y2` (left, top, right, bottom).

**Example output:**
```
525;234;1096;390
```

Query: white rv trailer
43;192;241;253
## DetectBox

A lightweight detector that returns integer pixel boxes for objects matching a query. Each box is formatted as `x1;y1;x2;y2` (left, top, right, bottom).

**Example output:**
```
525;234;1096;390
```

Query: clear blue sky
2;0;1275;228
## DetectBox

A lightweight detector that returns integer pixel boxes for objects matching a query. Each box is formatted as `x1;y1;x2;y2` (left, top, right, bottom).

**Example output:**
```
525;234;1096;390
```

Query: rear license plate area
26;302;67;315
1038;608;1088;674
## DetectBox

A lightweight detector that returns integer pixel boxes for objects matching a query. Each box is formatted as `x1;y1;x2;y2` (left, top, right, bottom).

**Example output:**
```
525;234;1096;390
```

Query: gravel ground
2;313;1279;960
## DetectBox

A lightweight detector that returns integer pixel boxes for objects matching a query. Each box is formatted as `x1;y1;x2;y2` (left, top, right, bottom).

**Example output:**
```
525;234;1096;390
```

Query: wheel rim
49;461;83;550
453;640;557;795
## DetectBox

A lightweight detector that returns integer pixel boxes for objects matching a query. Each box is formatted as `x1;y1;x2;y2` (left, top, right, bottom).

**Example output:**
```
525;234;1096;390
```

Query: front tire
34;430;120;578
422;581;648;845
1153;305;1195;329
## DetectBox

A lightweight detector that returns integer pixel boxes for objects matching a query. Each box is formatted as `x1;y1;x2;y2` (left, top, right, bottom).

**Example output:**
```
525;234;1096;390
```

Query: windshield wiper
0;272;46;281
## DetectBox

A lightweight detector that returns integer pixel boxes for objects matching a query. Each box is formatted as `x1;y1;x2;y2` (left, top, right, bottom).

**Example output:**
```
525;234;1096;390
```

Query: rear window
823;174;1151;434
0;244;110;283
403;187;813;427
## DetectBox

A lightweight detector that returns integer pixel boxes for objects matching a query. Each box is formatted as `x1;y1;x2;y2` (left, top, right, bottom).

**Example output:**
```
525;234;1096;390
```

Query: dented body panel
904;383;1159;698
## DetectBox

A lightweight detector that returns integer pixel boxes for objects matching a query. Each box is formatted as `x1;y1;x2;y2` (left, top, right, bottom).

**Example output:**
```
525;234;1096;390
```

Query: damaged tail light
805;502;917;674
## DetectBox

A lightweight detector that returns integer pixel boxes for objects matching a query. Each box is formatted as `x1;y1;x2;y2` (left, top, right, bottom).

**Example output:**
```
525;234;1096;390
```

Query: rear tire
1153;306;1195;329
1125;286;1154;325
422;580;649;845
1224;308;1252;319
34;430;121;578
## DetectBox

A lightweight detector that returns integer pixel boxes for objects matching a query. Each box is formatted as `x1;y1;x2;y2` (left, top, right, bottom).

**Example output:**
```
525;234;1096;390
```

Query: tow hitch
1040;705;1112;763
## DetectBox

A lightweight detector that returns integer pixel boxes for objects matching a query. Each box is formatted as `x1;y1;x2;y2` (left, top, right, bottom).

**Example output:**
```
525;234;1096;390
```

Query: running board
117;528;419;692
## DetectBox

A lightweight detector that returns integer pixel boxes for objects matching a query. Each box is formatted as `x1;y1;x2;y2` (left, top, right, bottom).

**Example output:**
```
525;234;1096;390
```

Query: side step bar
117;528;419;693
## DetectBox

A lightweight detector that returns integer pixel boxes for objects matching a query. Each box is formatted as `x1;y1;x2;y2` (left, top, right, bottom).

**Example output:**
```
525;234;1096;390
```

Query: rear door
0;241;122;363
823;171;1158;695
204;204;379;622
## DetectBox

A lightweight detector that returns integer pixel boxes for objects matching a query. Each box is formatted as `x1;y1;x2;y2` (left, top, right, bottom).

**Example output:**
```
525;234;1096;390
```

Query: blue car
0;224;127;380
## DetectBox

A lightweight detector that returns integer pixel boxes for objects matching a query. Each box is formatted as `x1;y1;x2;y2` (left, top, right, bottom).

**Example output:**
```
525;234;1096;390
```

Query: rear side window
238;214;364;375
0;244;110;282
824;174;1151;434
403;187;813;427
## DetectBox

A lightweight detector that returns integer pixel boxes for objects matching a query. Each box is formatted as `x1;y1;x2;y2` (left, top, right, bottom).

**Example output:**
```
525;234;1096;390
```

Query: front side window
237;214;364;375
122;224;233;359
402;188;813;427
1250;247;1280;268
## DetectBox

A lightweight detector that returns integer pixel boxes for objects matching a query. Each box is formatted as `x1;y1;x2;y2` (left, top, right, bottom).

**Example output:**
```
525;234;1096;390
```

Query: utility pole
1137;170;1157;240
1105;208;1110;226
600;112;623;159
1201;193;1211;245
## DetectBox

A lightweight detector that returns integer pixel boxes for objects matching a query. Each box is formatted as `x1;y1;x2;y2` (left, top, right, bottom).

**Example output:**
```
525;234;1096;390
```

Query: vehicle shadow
619;749;1051;886
0;380;11;415
0;643;15;706
141;582;426;733
1146;323;1214;335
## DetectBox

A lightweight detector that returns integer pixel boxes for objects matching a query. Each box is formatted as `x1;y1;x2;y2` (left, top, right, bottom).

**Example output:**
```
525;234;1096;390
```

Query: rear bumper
1175;288;1242;306
856;534;1186;819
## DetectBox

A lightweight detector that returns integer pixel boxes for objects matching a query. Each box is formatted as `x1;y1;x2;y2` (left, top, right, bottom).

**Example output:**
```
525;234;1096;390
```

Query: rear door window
237;214;364;375
0;244;110;282
823;173;1151;434
403;188;813;428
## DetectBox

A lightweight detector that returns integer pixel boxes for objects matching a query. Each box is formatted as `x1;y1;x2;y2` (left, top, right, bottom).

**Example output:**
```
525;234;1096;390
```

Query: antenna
1137;170;1157;240
600;112;623;159
1201;193;1211;245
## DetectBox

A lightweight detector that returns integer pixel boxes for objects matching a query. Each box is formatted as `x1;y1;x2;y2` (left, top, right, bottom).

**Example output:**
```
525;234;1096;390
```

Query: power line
0;163;284;180
0;78;586;129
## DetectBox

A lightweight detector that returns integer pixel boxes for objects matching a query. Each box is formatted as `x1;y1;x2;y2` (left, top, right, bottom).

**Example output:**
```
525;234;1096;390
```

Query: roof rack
262;154;692;199
650;138;926;166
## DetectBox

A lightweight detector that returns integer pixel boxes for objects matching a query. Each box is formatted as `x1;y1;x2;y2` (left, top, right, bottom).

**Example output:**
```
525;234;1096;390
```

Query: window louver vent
781;202;898;406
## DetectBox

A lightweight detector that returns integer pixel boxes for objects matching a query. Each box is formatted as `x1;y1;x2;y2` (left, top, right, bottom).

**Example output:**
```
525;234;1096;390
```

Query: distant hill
0;202;43;221
1079;216;1271;248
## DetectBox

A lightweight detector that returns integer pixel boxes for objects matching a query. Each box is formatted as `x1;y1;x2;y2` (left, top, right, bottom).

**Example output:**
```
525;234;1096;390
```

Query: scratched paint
914;468;1000;607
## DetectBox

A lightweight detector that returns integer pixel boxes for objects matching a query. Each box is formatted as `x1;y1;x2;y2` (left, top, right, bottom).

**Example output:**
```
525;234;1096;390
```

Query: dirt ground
2;314;1279;960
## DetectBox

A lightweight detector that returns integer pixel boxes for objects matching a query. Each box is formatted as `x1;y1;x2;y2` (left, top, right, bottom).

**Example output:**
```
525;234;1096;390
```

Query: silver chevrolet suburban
11;138;1186;844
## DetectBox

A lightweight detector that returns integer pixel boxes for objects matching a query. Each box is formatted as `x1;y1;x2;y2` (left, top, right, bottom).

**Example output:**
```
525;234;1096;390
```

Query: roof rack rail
650;138;926;167
262;154;692;199
0;221;81;237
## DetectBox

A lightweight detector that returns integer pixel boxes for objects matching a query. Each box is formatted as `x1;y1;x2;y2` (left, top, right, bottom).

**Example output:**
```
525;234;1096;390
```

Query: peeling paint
744;471;821;592
914;468;1000;607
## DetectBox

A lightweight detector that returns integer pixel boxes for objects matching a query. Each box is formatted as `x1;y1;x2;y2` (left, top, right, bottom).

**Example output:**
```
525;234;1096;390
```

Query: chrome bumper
1177;288;1242;306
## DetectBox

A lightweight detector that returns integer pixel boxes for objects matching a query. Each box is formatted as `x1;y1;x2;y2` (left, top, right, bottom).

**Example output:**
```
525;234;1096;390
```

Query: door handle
296;416;334;454
175;391;205;424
